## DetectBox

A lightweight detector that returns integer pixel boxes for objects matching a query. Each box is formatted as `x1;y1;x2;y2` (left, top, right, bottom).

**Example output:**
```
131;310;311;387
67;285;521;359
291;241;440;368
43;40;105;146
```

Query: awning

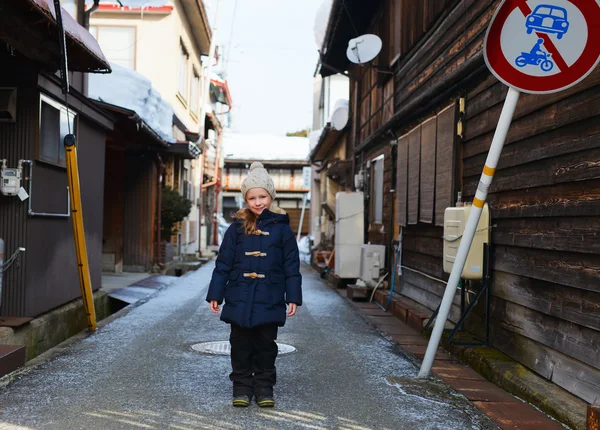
310;124;343;163
210;79;233;107
0;0;110;73
167;141;203;159
319;0;382;78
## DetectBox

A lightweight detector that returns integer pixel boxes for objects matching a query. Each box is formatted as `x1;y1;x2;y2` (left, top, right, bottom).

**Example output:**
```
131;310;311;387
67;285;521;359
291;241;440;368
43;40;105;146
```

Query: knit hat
241;162;276;200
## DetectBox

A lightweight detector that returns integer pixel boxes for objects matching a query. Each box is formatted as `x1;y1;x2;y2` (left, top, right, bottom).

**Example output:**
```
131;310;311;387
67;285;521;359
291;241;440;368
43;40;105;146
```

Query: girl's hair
233;208;258;235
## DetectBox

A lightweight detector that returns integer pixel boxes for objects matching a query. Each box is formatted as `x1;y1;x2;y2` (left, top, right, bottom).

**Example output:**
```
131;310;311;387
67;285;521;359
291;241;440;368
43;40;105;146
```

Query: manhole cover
190;341;296;356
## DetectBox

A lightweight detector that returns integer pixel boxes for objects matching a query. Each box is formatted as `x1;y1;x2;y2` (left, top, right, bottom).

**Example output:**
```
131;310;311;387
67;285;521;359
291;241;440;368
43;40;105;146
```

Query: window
89;26;136;69
370;155;384;224
178;41;190;102
191;68;200;115
39;95;76;168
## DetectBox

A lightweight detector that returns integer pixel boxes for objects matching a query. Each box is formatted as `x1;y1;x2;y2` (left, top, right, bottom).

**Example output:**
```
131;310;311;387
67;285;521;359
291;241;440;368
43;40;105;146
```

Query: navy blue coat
206;207;302;328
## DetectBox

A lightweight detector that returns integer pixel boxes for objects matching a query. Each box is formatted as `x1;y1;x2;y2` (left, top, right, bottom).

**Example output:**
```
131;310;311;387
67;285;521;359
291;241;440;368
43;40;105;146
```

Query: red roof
93;4;174;13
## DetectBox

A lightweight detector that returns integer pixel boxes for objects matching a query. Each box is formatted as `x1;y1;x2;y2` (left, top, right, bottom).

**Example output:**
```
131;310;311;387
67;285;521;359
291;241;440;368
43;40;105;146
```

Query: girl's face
246;188;272;216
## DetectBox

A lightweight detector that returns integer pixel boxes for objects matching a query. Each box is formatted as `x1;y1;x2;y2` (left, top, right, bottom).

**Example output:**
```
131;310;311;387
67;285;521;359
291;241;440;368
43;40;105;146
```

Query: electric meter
1;160;22;196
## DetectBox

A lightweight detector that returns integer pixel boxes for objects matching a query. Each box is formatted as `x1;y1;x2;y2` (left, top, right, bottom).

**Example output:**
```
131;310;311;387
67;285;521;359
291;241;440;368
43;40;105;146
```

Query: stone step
0;345;26;378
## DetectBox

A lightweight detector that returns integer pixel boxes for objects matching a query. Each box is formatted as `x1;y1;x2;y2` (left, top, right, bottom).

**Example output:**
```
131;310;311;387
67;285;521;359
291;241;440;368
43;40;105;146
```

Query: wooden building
310;124;353;249
0;0;113;317
320;0;600;406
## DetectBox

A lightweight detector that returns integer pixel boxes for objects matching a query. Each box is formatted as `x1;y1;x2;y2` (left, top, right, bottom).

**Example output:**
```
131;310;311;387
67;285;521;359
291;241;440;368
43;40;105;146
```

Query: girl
206;162;302;408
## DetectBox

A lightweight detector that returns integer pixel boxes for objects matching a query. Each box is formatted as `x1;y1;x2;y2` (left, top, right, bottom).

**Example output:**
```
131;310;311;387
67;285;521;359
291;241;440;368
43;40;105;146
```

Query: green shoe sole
257;399;275;408
232;399;250;407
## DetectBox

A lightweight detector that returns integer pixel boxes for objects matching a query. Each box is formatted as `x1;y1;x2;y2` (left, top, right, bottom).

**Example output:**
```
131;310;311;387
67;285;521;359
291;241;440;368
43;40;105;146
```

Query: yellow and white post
418;87;521;378
64;134;97;332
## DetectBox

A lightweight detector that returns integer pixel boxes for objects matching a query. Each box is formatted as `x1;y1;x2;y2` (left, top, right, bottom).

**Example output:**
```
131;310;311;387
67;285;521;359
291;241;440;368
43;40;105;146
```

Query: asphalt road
0;263;496;430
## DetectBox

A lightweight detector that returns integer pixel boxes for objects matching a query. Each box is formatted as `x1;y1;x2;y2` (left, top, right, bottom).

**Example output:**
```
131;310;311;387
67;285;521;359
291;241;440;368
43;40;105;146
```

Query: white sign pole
297;193;308;241
418;87;521;378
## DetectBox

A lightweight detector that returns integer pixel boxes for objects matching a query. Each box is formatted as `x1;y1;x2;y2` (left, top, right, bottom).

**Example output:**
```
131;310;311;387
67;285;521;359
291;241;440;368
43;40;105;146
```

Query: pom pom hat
240;162;276;200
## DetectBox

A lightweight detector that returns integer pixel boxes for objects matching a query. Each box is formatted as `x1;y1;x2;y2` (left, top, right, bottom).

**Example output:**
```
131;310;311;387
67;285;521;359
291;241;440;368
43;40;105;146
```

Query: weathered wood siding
461;66;600;404
353;0;600;404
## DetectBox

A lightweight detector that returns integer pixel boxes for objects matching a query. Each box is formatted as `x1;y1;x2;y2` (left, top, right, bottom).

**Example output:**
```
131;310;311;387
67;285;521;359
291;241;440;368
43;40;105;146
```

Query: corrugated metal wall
24;106;107;317
0;78;36;316
0;56;108;317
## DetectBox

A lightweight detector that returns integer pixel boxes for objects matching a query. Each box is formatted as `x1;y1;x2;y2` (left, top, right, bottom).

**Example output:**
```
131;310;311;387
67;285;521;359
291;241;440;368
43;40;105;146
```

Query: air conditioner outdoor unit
360;244;386;286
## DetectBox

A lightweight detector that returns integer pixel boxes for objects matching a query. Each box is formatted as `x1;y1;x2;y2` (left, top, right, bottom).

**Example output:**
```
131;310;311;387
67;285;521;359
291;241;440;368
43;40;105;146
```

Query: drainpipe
83;0;99;28
155;154;165;269
213;131;222;246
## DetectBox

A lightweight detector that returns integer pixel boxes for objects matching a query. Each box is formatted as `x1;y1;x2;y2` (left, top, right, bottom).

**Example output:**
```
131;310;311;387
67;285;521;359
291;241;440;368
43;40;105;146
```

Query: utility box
360;244;386;286
334;192;364;278
443;203;490;280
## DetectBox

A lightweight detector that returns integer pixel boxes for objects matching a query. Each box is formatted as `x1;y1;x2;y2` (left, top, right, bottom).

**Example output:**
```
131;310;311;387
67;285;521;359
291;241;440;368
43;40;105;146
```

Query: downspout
213;131;222;246
155;153;165;269
83;0;100;28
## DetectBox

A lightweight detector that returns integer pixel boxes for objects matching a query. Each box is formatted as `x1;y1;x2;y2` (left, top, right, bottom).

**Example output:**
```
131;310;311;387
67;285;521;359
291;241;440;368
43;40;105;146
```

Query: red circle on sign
484;0;600;94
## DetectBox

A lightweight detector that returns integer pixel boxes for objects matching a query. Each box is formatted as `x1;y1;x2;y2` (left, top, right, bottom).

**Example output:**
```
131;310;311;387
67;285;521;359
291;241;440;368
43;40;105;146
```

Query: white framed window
370;155;384;224
178;41;190;102
89;26;136;69
38;94;76;168
191;68;200;116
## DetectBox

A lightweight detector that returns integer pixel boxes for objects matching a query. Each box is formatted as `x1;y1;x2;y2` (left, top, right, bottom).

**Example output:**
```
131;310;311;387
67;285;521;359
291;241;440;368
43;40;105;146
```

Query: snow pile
298;235;313;264
88;63;175;142
223;132;310;162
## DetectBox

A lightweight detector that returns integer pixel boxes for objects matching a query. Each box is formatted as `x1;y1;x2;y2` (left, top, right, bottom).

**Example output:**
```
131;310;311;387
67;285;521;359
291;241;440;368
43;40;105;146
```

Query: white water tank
334;192;364;278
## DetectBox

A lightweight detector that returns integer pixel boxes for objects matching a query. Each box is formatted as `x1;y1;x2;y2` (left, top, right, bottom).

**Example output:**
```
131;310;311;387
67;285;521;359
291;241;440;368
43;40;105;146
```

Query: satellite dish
330;99;349;131
346;34;382;64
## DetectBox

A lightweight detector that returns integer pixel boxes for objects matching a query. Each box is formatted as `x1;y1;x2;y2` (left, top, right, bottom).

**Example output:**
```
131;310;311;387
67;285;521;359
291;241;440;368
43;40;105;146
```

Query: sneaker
232;395;251;407
256;396;275;408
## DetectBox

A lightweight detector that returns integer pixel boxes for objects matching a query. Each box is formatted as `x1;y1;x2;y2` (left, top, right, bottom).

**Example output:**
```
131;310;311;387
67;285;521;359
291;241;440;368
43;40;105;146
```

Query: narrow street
0;264;495;430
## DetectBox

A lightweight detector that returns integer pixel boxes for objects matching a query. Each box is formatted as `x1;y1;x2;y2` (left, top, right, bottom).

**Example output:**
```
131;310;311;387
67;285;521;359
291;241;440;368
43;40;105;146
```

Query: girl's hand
287;303;297;317
210;300;220;313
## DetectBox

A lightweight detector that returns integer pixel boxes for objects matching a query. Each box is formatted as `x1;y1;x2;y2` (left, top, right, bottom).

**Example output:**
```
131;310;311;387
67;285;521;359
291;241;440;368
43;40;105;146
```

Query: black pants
229;324;278;397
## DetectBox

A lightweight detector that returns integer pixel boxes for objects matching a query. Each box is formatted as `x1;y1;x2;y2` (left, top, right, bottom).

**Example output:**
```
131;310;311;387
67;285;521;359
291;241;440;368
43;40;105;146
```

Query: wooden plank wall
287;209;311;236
351;0;600;404
461;67;600;404
389;0;497;325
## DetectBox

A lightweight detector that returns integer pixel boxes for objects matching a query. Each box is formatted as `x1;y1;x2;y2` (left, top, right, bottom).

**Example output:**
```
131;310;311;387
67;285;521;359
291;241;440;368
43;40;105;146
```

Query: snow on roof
88;63;174;143
314;0;334;49
308;129;324;151
223;133;310;162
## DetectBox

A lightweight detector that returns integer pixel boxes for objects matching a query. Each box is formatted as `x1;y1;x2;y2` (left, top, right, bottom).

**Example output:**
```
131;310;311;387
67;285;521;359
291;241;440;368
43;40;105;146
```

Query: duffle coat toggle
253;229;270;236
206;207;303;328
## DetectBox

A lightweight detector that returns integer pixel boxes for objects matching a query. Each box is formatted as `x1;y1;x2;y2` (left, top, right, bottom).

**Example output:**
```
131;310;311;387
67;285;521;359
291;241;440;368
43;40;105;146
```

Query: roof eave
179;0;212;56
